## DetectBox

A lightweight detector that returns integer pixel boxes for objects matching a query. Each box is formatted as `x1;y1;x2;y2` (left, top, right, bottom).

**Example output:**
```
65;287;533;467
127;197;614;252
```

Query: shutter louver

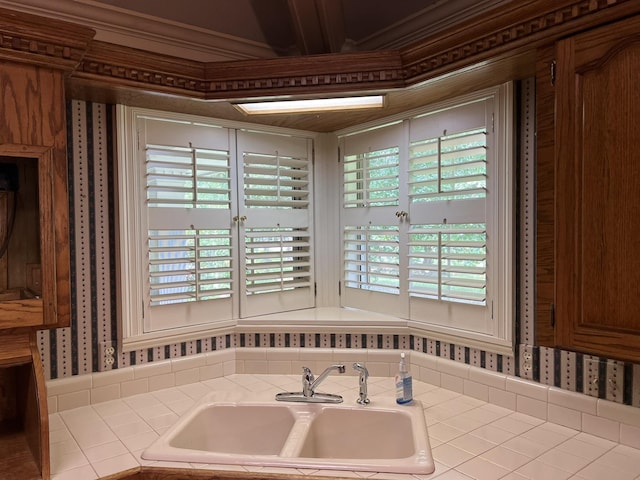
343;147;399;208
245;227;311;294
149;229;233;305
408;225;486;305
147;145;231;208
146;142;232;308
409;129;486;202
243;152;309;209
344;225;400;295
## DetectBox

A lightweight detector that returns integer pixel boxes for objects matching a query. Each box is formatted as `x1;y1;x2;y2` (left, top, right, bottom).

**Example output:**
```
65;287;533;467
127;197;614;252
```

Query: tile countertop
49;374;640;480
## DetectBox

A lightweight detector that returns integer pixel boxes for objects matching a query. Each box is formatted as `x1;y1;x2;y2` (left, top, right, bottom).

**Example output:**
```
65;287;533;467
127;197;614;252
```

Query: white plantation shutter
141;118;236;333
407;98;495;334
339;92;510;341
340;123;407;316
237;130;314;317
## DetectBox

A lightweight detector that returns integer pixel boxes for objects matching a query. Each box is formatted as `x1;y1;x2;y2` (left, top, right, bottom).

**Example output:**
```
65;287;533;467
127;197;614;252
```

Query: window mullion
437;231;442;301
437;136;442;194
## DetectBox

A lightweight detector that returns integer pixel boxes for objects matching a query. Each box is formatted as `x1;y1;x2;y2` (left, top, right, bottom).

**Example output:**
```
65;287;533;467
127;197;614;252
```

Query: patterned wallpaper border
36;89;640;408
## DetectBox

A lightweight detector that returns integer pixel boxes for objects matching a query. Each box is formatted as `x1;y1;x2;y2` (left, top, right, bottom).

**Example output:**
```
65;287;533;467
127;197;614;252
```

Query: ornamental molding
401;0;630;81
1;0;638;96
0;7;94;70
77;45;405;100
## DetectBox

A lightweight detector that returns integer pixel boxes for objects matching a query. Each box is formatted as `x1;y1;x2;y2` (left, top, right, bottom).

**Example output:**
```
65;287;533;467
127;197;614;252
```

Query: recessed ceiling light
235;95;385;114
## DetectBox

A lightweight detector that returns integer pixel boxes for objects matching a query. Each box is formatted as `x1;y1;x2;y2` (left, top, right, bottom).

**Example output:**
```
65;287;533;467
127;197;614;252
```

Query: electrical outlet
98;341;116;371
583;357;623;401
520;347;534;379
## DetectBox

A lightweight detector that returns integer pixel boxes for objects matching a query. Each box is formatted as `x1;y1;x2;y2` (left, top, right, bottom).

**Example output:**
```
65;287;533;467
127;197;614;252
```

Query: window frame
337;84;514;353
117;106;317;351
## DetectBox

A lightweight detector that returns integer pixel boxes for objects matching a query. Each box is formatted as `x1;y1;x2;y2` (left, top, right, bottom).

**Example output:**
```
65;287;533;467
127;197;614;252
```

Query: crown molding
0;0;276;62
75;42;404;100
1;0;639;101
400;0;637;83
0;6;94;70
355;0;510;51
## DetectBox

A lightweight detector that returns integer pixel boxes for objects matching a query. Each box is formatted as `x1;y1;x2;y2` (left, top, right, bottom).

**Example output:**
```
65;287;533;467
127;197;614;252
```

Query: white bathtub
142;394;435;475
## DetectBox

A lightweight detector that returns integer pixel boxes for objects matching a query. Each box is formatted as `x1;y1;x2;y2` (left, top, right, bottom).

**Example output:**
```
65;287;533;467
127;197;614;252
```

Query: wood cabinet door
555;14;640;362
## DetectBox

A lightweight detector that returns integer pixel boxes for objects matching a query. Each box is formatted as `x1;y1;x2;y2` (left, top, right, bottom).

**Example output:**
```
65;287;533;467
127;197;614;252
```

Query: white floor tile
554;437;613;460
501;435;551;458
432;443;475;467
456;456;511;480
536;448;592;474
82;440;129;463
469;424;517;444
595;448;640;476
574;461;637;480
51;464;98;480
431;470;474;479
428;422;467;443
92;452;139;478
50;449;90;474
480;445;531;470
516;459;573;480
449;433;497;455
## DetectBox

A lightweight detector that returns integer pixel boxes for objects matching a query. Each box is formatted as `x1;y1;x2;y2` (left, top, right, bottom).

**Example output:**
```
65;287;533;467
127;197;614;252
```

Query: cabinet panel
555;14;640;361
0;63;70;330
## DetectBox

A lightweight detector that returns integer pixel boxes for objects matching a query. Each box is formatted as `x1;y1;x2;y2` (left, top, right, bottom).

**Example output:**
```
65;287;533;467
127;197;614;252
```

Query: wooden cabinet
0;145;62;329
0;10;94;478
537;14;640;362
0;65;71;480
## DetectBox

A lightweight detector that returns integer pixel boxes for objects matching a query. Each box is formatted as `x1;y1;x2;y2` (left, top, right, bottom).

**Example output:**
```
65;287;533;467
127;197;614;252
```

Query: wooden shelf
0;333;50;479
0;422;43;480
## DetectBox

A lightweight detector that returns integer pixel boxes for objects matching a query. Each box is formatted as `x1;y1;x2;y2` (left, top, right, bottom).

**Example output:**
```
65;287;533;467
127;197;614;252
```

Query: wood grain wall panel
535;44;556;347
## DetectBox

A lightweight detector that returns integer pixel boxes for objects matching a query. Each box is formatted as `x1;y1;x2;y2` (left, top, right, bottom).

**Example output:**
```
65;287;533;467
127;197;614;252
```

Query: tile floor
49;374;640;480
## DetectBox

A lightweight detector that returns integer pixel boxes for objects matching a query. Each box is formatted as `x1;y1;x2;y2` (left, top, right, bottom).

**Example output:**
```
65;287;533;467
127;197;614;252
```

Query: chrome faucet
275;364;346;403
302;364;346;397
353;362;370;404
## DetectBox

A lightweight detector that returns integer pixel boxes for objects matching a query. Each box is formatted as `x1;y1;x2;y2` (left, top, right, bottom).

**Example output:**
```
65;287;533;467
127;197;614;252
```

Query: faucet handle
302;366;314;380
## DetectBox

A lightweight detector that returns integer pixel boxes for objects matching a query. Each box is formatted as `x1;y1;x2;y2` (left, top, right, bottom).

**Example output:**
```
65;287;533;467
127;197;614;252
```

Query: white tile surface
48;375;640;480
581;413;620;442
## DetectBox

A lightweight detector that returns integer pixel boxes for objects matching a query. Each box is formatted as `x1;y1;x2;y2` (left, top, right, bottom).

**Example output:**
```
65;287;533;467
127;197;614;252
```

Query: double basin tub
142;393;435;475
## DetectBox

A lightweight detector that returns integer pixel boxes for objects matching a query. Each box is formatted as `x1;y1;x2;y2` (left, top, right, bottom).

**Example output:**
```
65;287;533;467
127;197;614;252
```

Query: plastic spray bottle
395;352;413;404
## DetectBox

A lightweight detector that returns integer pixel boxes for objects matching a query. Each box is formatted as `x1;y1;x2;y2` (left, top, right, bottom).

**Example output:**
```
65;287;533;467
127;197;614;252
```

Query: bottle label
396;375;413;404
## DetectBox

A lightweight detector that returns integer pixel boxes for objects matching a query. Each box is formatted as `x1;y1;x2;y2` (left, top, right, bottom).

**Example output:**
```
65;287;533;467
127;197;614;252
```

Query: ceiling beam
317;0;346;54
287;0;345;55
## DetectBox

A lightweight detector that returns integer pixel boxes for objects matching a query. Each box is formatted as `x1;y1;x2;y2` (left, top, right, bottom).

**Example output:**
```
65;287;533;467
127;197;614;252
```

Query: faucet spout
353;362;370;405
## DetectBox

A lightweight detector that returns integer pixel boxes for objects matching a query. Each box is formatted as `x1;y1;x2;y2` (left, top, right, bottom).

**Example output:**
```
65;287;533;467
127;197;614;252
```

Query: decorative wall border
37;98;640;411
